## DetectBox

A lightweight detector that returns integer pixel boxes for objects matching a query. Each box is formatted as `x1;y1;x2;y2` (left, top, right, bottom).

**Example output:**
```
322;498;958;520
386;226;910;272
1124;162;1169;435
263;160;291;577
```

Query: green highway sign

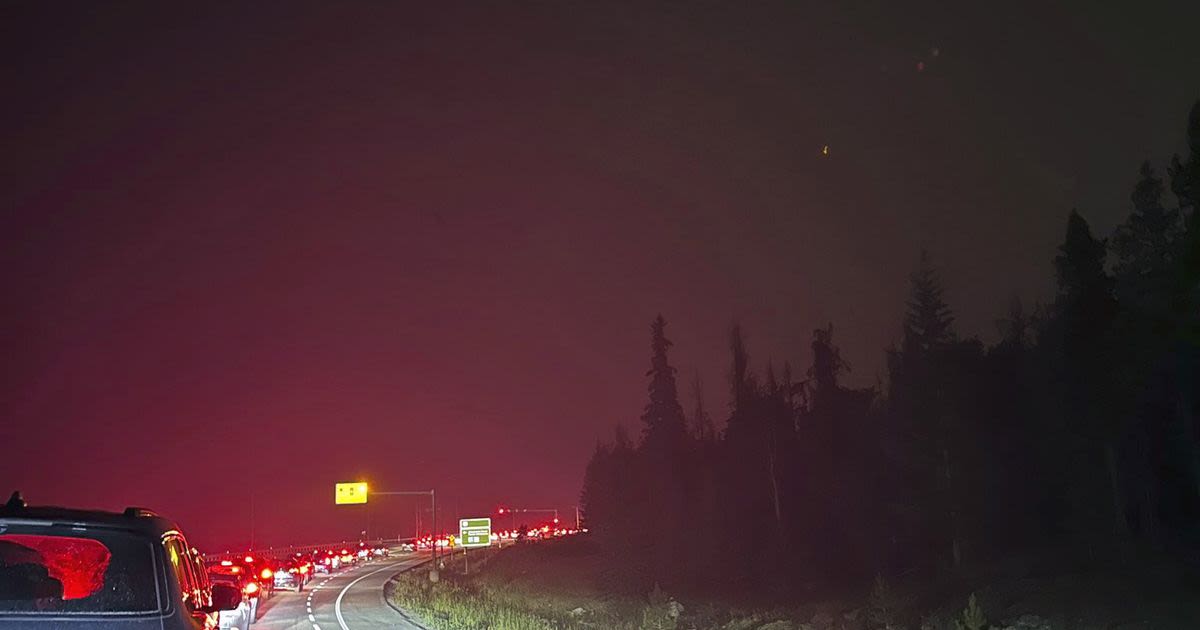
459;517;492;548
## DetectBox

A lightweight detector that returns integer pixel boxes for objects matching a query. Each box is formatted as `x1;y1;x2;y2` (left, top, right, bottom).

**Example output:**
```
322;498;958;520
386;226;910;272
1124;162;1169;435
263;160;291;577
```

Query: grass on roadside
385;541;791;630
387;545;638;630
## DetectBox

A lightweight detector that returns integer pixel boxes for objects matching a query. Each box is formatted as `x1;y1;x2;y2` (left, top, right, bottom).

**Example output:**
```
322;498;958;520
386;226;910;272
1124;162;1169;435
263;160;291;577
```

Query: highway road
254;553;430;630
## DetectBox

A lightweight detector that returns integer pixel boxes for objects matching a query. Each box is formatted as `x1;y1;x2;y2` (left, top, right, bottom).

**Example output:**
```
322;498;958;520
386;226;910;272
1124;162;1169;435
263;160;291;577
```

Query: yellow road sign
335;482;368;505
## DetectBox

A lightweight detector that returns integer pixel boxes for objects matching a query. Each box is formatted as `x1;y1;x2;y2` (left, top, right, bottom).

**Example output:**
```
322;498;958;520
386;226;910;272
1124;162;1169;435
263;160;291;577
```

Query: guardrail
203;537;416;562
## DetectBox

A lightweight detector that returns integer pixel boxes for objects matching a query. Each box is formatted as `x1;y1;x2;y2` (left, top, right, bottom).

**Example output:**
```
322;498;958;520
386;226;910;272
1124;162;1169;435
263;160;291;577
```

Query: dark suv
0;492;240;629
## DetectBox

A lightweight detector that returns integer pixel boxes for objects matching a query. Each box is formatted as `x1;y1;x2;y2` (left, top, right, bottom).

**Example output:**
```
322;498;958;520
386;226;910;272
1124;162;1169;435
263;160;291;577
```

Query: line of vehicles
201;545;387;630
0;493;393;630
0;492;578;629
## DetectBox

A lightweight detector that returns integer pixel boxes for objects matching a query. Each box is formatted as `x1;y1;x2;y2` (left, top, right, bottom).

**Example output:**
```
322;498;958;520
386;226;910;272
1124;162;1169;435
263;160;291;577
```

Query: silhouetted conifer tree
1048;210;1126;536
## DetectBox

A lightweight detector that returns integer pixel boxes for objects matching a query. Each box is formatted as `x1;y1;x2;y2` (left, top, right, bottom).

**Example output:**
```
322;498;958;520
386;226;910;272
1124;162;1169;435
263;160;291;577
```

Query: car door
163;536;216;629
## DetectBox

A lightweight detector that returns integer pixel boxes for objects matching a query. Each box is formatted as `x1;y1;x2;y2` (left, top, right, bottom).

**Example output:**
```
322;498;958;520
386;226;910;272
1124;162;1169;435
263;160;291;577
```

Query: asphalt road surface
254;553;430;630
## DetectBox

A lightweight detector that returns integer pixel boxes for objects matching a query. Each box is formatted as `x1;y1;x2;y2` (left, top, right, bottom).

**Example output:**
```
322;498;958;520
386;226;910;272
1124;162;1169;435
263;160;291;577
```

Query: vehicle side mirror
208;583;241;612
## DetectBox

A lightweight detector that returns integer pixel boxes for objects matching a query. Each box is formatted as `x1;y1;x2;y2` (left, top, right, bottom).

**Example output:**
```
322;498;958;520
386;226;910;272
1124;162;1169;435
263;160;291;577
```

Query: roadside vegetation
388;537;1200;630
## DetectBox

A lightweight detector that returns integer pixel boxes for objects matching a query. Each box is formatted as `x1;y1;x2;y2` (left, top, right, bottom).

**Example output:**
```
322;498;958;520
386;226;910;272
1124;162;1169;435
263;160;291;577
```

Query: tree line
579;103;1200;594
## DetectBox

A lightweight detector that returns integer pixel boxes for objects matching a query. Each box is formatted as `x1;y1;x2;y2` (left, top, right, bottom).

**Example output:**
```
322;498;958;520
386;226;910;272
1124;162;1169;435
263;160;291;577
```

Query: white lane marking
313;625;322;630
309;613;316;622
307;607;312;613
334;562;407;630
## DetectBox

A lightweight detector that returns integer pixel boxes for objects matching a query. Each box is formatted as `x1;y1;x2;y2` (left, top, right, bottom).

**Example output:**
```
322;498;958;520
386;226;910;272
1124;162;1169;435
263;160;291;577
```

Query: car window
163;538;200;611
189;551;209;593
0;527;160;615
208;572;238;586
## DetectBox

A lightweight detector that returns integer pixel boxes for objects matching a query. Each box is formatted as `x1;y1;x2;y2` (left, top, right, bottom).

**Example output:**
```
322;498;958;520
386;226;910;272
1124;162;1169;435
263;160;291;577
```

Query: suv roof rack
123;506;159;518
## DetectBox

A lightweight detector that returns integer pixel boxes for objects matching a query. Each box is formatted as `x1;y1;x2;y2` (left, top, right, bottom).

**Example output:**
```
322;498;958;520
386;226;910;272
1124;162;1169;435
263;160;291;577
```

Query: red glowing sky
2;1;1197;551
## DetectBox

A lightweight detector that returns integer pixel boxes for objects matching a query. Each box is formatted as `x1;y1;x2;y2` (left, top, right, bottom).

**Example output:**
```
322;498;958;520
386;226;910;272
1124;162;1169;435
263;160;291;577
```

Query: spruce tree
888;250;969;567
636;315;689;585
641;314;688;449
1051;210;1126;535
904;249;956;354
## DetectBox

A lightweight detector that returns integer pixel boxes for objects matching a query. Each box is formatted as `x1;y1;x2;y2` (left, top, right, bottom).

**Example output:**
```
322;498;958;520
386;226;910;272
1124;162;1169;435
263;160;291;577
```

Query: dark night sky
3;1;1198;551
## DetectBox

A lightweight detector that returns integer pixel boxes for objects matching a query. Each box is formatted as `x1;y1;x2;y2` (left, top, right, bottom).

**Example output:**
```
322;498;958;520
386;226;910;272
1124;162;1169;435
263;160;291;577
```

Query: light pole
249;491;255;550
353;489;439;582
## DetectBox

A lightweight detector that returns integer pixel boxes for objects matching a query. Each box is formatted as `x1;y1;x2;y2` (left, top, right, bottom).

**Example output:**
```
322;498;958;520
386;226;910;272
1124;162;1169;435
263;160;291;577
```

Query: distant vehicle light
261;568;273;579
244;556;254;563
230;566;240;573
244;581;259;595
220;560;233;566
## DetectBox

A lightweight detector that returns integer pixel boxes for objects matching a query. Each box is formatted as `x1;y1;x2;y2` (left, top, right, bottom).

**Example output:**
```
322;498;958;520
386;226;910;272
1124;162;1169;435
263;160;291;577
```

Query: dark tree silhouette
1046;209;1127;535
887;250;971;568
641;314;688;448
577;102;1200;603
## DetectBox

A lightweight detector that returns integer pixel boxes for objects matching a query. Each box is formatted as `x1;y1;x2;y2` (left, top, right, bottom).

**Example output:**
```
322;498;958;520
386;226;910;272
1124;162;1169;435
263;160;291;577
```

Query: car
205;570;258;630
288;554;313;588
313;550;339;574
0;492;241;629
207;559;273;604
206;562;264;625
235;556;274;600
270;557;309;592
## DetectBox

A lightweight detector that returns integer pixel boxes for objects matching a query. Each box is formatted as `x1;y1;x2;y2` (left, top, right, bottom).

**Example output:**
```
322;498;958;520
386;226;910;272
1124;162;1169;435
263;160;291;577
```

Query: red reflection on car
0;534;112;599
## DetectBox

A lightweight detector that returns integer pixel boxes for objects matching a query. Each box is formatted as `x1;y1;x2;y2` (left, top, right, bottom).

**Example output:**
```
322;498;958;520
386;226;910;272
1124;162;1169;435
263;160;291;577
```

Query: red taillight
299;565;308;574
244;581;259;595
230;566;240;574
261;568;273;579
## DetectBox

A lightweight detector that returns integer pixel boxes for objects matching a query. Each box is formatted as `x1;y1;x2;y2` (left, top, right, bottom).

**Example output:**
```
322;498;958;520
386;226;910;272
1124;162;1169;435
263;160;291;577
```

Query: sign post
458;517;491;575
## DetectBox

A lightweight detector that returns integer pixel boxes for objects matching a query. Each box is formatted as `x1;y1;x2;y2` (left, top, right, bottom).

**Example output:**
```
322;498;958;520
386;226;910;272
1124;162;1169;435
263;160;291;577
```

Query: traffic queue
200;543;390;629
0;492;576;629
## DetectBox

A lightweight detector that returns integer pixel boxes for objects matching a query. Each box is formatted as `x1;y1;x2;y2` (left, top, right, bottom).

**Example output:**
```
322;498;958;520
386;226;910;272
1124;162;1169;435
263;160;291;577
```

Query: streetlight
336;484;440;582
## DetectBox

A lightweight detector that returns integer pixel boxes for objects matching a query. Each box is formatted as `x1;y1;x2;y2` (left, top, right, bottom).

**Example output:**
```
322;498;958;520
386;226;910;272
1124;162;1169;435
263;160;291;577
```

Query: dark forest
580;103;1200;601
